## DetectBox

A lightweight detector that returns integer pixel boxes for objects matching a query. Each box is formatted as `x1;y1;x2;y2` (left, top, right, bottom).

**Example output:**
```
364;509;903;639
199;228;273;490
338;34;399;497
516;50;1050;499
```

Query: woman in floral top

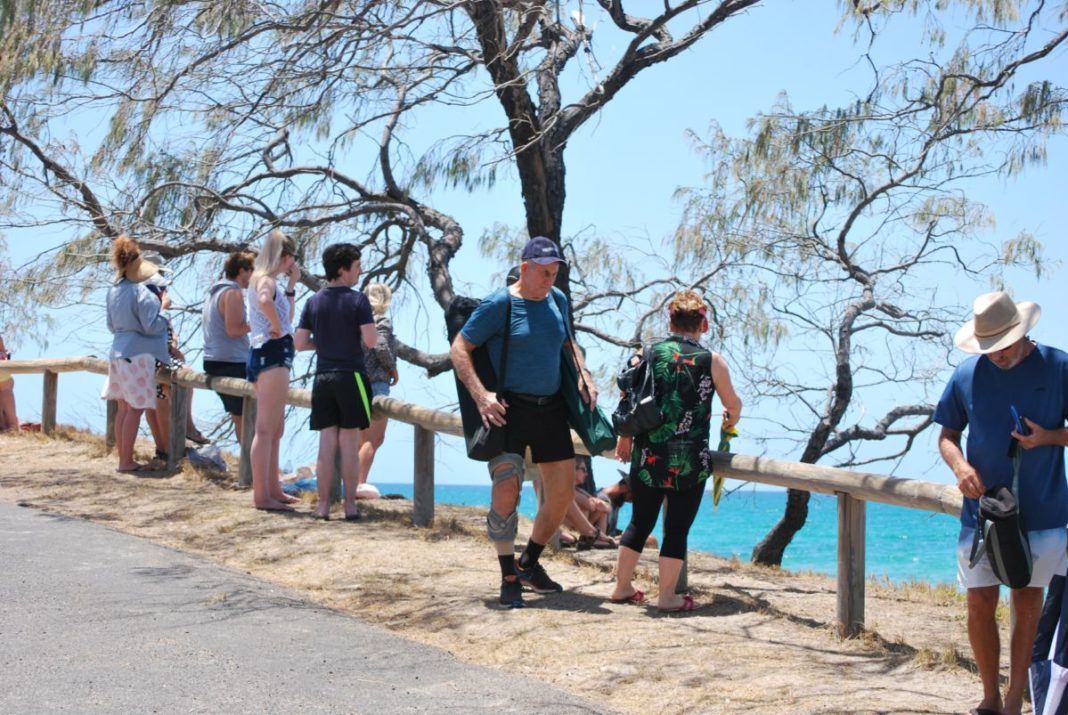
609;290;742;612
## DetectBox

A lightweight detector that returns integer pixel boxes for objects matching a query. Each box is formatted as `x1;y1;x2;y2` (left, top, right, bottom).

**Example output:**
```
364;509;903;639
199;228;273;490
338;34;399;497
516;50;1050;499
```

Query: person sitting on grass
558;455;616;549
294;243;378;521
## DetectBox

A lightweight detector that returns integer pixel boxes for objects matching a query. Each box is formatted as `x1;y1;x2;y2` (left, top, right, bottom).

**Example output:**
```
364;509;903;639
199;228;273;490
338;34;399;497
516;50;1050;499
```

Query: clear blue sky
3;2;1066;488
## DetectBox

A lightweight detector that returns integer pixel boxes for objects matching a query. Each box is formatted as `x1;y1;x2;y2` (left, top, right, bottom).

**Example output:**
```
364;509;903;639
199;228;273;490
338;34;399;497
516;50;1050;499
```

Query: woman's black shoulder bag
968;451;1032;589
611;344;664;438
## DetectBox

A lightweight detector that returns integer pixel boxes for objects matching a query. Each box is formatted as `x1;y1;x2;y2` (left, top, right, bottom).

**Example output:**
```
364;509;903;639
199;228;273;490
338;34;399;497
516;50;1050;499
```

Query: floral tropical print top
630;335;715;491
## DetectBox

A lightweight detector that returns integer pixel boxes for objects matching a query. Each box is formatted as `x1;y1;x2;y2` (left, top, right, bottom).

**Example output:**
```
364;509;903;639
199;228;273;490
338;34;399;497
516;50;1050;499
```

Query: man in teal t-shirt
451;237;598;609
934;291;1068;715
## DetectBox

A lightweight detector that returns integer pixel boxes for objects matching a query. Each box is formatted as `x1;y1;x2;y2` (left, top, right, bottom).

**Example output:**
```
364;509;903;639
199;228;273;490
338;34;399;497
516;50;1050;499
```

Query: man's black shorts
311;370;373;431
501;392;575;463
203;360;246;416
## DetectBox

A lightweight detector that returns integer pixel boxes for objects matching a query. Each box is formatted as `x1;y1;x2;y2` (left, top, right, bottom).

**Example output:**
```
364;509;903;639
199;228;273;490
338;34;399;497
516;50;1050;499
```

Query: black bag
445;294;512;462
612;345;664;438
969;452;1032;589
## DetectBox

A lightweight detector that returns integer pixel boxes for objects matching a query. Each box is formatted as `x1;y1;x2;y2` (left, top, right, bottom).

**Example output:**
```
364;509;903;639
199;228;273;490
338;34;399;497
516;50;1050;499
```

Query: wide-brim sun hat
139;250;172;274
953;291;1040;354
122;255;161;284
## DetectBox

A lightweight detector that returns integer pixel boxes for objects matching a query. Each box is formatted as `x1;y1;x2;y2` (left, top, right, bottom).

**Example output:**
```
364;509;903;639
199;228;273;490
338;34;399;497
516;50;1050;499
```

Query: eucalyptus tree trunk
751;489;810;566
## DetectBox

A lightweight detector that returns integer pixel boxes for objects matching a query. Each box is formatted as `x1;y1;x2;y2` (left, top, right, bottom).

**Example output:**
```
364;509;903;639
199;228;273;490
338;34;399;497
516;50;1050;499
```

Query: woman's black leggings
619;475;705;560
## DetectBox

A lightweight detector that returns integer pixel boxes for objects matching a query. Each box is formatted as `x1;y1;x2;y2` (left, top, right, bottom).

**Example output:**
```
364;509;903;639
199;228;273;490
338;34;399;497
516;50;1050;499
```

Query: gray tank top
202;279;250;362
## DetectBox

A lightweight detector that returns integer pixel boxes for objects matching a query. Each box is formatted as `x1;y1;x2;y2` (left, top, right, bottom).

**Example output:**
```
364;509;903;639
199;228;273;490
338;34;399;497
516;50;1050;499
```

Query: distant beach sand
0;429;998;714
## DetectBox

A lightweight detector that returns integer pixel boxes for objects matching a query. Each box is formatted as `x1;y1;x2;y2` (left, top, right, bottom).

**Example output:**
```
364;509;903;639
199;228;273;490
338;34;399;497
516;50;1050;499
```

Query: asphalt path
0;503;604;714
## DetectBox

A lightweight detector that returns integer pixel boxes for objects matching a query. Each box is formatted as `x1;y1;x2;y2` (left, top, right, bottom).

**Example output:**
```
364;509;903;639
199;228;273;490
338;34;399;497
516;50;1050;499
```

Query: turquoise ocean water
374;483;962;586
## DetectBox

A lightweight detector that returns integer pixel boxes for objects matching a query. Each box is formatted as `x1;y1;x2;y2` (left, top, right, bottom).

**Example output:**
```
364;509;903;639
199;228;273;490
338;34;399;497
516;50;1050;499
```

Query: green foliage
1002;232;1047;279
668;3;1064;475
414;140;501;194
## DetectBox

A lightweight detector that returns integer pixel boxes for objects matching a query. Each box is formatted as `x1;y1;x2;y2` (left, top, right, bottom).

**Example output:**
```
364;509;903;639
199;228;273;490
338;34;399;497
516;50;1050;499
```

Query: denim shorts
246;335;295;383
371;381;390;398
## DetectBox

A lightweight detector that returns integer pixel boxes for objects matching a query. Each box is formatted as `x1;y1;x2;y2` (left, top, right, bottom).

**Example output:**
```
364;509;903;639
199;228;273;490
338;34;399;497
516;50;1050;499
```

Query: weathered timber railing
2;356;457;528
3;355;963;638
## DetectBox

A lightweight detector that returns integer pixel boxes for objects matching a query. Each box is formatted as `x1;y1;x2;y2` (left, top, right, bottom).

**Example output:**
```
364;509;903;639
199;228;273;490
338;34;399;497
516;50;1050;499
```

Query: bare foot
271;490;300;504
116;463;146;473
253;499;295;513
315;502;331;520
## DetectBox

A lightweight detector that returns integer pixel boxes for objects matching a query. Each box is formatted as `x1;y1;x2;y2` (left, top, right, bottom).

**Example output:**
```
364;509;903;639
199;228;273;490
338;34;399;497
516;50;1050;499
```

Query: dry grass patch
0;429;988;715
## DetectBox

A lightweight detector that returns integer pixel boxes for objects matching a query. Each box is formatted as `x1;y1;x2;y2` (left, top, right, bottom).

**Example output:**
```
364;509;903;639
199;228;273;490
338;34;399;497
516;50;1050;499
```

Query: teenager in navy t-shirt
295;243;377;521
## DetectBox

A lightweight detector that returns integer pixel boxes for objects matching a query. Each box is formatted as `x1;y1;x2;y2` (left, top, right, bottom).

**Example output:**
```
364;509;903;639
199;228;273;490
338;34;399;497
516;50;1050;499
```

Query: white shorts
957;526;1068;589
100;355;158;411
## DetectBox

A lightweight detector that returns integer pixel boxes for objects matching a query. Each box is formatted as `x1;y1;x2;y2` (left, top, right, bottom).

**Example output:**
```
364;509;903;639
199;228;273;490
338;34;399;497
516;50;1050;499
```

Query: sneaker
516;561;563;594
499;577;524;609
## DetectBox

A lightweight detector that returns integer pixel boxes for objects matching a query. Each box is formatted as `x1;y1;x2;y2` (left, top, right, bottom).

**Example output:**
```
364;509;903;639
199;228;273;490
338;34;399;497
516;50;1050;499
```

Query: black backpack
612;345;664;438
445;295;510;461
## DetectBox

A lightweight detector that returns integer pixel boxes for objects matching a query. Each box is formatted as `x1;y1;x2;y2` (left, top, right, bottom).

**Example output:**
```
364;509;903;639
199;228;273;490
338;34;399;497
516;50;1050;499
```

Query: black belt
506;391;557;406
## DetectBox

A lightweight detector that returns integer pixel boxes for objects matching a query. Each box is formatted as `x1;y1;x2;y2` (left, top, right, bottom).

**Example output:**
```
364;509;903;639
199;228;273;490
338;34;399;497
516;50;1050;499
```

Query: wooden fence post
41;370;58;435
239;395;256;487
836;492;866;638
167;382;189;472
105;400;118;451
412;424;435;527
677;555;689;593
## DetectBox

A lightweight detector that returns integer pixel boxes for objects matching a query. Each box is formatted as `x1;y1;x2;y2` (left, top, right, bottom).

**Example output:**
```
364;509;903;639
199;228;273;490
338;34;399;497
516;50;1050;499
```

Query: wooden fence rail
2;356;963;637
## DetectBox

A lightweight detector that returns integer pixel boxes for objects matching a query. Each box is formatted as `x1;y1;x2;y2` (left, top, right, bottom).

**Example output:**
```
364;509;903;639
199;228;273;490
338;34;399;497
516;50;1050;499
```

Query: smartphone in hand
1010;405;1030;435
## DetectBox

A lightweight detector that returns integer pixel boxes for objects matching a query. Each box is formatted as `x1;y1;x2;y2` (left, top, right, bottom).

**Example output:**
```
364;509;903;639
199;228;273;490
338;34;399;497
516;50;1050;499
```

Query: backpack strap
495;296;513;398
1012;449;1022;503
969;516;988;569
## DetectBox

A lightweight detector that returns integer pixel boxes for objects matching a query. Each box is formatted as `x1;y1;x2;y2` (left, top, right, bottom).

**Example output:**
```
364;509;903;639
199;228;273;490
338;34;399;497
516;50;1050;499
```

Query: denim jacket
106;279;170;364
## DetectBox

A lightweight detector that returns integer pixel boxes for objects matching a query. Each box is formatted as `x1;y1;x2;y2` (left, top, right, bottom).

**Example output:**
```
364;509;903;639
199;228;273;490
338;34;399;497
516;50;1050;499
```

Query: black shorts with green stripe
310;370;373;431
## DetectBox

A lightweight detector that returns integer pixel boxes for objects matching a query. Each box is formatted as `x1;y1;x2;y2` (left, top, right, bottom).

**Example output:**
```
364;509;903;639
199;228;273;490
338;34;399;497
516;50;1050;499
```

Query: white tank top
248;278;293;348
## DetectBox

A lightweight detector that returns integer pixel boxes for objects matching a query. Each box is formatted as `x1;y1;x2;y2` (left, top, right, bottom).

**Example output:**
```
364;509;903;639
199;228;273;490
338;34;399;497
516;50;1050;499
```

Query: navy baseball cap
521;236;566;265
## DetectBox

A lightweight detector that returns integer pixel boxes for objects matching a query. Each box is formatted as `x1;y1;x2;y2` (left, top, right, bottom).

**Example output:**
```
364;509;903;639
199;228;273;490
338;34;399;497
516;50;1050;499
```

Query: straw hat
954;291;1040;354
122;255;160;283
139;250;172;274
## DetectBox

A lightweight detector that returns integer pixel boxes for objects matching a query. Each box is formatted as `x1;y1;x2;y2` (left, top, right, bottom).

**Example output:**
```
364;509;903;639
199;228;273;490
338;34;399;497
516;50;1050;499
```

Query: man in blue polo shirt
451;236;598;609
934;291;1068;715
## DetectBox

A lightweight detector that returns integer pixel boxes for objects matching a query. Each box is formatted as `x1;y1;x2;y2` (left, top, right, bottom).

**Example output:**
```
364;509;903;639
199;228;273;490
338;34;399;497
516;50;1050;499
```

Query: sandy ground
0;429;1006;714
